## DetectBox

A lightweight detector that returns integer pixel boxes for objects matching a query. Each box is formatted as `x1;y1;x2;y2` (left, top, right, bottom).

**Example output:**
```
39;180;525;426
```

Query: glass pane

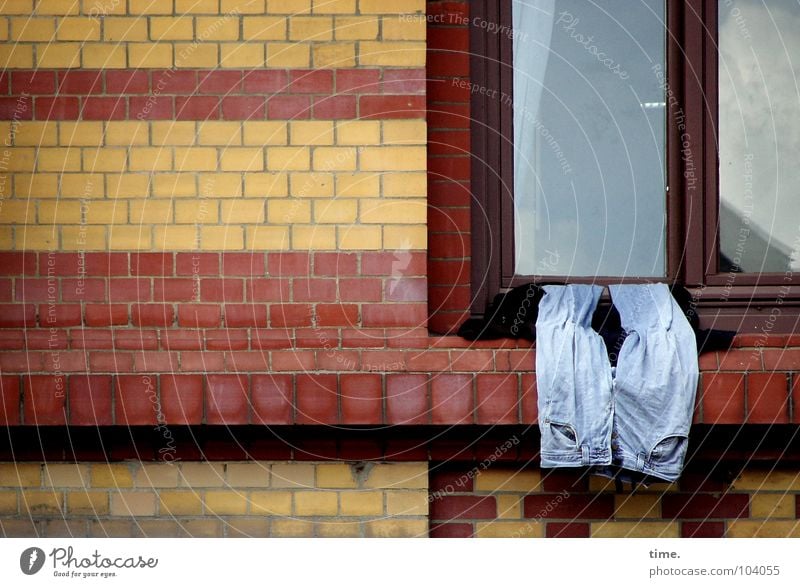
512;0;666;277
719;0;800;273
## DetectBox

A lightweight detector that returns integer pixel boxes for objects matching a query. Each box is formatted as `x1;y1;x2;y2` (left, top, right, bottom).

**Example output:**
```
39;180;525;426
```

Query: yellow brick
0;492;17;514
270;463;314;488
316;464;358;488
204;491;248;514
751;494;795;519
365;519;426;538
0;1;32;14
268;147;310;171
12;121;58;147
0;45;34;68
336;121;380;145
383;120;426;144
361;146;426;171
225;518;270;537
150;16;194;40
196;16;240;40
316;521;361;537
340;490;383;515
36;42;81;68
220;199;265;223
360;199;425;224
359;0;425;13
0;201;36;224
475;469;541;492
91;464;133;489
67;491;109;515
271;519;314;537
22;490;63;515
266;43;310;67
0;23;6;41
4;148;35;172
268;199;310;223
81;43;127;68
382;15;425;40
37;201;79;223
243;121;287;145
85;201;128;224
38;148;81;172
733;470;800;491
175;147;218;172
268;0;311;14
201;225;244;250
152;122;197;146
175;0;220;13
175;200;218;224
178;462;226;487
158;491;203;516
727;520;800;538
111;492;157;516
359;41;425;66
292;225;336;249
245;172;287;197
131;200;173;224
108;225;152;249
57;17;100;40
197;173;241;197
52;167;99;198
249;491;292;515
384;224;425;249
497;495;523;519
339;225;381;250
222;0;266;13
130;147;173;171
365;464;427;489
314;199;356;223
154;225;198;248
313;0;355;14
129;0;172;14
36;0;78;13
386;490;427;516
242;16;286;40
17;226;58;249
0;227;12;248
290;121;334;146
337;172;380;197
128;44;173;68
289;172;334;197
614;494;661;518
11;17;55;41
60;122;104;146
104;18;148;42
592;522;679;538
334;15;378;40
226;463;270;487
103;122;148;146
476;521;542;538
313;43;355;67
0;463;41;487
383;171;425;197
198;121;242;146
83;148;127;172
313;147;357;171
220;148;264;171
217;44;260;68
289;16;332;41
108;174;151;198
175;43;218;68
246;226;290;249
62;226;105;250
294;491;338;516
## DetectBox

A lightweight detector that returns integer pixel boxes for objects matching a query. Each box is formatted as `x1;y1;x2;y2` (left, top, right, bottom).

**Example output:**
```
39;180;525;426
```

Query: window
469;0;800;330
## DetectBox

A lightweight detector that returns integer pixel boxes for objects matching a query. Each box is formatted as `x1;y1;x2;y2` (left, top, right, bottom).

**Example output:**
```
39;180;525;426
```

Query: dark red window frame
468;0;800;332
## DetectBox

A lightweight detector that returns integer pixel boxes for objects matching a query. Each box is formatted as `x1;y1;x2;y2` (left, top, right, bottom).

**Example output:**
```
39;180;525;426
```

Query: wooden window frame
469;0;800;331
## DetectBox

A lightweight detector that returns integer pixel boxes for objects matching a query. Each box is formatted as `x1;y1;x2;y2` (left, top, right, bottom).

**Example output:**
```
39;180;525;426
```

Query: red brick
113;329;159;350
386;374;428;424
37;304;82;327
109;278;150;302
681;521;726;538
339;278;382;302
315;349;359;371
747;372;790;423
251;374;293;424
718;349;763;371
106;70;149;93
222;304;267;327
427;51;469;77
132;303;174;327
476;374;518;424
763;349;800;370
160;374;203;425
0;252;37;275
114;375;158;425
698;352;718;370
313;252;357;276
428;103;470;129
0;331;24;349
384;277;426;302
360;95;425;119
175;96;219;120
701;372;745;424
132;351;178;372
154;278;195;301
0;279;11;302
404;350;449;371
546;522;591;538
429;466;473;492
271;350;315;371
206;374;249;425
81;97;126;120
431;374;473;424
427;78;470;103
249;329;292;350
200;278;244;302
270;303;312;327
45;352;87;372
793;375;800;424
336;69;380;93
341;328;385;348
226;351;269;371
0;376;20;425
15;279;54;303
130;253;172;276
129;96;173;119
0;304;35;327
85;304;128;326
315;304;358;327
89;351;134;372
0;351;43;372
312;95;356;119
431;496;496;521
160;330;203;350
221;96;266;119
289;69;334;93
362;303;426;328
361;350;404;371
733;333;787;348
296;374;338;424
428;132;470;157
206;329;249;351
68;375;112;426
293;278;336;302
180;351;224;372
382;69;426;94
662;494;749;519
176;252;219;275
267;95;310;119
340;373;382;424
58;71;102;94
524;494;612;519
246;278;290;302
35;96;79;119
362;251;426;276
83;253;129;276
198;70;241;94
221;252;265;276
25;330;68;349
23;375;67;425
70;329;113;350
430;523;473;538
540;470;588;492
0;97;33;120
243;70;288;93
62;278;106;302
267;252;310;276
154;69;197;93
12;71;56;94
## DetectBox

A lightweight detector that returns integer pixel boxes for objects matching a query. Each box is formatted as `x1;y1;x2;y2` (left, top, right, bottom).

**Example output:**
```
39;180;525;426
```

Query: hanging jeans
536;284;699;482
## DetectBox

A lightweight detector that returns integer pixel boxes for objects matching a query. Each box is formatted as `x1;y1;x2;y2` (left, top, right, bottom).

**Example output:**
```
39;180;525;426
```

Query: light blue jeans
536;284;698;482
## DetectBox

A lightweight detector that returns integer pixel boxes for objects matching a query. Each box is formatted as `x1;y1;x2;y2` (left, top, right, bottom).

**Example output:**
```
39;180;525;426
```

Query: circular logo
20;547;45;575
